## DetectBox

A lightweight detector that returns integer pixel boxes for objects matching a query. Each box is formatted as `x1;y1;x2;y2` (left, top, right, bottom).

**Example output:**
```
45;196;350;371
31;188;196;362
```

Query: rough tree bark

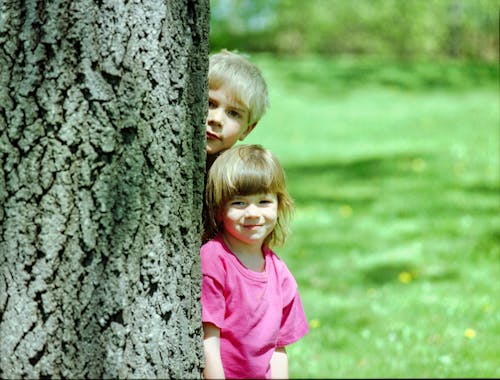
0;0;209;378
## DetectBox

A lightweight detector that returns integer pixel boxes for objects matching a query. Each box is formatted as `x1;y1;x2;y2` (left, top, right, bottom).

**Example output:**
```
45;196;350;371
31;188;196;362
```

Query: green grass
243;55;499;378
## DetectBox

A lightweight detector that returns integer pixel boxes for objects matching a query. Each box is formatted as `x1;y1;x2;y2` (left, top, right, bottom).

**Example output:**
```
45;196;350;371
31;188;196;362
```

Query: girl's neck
222;233;265;272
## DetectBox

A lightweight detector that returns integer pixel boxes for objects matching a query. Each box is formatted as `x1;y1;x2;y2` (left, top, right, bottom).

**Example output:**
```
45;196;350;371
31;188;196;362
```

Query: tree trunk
0;0;209;378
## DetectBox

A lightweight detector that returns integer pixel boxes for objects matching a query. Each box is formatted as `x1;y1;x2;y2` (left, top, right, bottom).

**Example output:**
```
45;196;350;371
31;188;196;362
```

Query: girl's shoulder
201;235;227;260
265;247;295;278
201;232;225;249
264;248;302;305
201;235;235;268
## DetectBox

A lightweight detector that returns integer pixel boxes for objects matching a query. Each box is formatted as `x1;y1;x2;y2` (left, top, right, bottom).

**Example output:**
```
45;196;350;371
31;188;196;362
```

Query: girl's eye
260;194;278;204
231;201;245;206
208;99;217;109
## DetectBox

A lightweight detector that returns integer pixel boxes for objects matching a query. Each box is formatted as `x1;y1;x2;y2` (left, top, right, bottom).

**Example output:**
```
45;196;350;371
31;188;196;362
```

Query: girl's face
220;193;278;246
206;85;256;156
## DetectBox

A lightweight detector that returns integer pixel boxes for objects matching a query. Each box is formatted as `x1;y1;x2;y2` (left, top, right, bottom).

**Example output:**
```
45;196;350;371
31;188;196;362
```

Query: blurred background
209;0;499;377
210;0;497;60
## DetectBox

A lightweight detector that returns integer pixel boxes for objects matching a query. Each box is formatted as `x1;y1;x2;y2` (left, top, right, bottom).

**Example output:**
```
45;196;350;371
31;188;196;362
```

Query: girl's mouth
243;224;262;230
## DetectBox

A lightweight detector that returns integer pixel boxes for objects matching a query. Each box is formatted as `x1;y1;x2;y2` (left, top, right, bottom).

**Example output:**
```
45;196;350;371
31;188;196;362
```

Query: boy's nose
207;109;224;128
208;119;222;130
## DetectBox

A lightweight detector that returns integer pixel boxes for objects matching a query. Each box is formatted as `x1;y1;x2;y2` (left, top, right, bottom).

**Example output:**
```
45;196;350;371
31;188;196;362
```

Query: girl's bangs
226;165;280;198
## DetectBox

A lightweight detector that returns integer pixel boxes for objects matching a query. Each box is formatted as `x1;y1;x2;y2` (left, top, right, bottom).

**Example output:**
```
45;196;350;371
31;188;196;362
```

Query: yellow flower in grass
464;328;476;339
398;271;413;284
309;319;321;329
411;158;426;173
339;205;353;218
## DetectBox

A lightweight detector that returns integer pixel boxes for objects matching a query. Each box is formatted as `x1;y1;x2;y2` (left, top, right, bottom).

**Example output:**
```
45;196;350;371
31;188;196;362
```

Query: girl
201;144;309;379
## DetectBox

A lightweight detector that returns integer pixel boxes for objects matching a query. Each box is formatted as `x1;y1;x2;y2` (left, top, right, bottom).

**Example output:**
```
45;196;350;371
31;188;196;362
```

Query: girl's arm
203;322;225;379
270;346;288;379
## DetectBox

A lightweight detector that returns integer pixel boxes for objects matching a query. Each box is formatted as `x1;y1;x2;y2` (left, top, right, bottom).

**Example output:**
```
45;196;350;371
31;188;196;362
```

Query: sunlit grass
244;55;499;378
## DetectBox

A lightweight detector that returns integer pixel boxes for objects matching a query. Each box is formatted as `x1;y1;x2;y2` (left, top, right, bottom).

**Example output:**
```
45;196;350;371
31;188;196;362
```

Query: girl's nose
244;204;260;217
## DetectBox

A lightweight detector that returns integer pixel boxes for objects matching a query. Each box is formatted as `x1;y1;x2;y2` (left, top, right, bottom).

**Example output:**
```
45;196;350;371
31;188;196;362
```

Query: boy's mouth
206;131;221;140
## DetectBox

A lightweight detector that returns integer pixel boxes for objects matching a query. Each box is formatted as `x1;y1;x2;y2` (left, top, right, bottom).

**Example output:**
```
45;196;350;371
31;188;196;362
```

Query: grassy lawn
244;54;499;378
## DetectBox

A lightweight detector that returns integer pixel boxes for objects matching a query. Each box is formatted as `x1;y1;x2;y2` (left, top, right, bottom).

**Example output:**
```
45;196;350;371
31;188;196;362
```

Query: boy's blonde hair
209;49;269;126
205;144;293;248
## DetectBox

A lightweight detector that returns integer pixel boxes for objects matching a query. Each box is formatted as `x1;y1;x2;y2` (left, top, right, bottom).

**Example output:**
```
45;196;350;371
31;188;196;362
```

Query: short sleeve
277;291;309;347
201;248;227;328
276;270;309;347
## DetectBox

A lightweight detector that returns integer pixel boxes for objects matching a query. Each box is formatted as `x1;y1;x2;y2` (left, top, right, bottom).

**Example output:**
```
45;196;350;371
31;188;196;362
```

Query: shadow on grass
266;56;499;97
361;261;460;285
463;182;500;195
284;152;499;211
285;155;397;179
284;152;430;207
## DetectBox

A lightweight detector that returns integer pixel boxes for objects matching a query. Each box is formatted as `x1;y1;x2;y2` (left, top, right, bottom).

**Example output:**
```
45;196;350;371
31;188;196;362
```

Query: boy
205;49;269;169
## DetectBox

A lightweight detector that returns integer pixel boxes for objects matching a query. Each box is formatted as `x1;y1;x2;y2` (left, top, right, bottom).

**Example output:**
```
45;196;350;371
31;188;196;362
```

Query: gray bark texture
0;0;209;378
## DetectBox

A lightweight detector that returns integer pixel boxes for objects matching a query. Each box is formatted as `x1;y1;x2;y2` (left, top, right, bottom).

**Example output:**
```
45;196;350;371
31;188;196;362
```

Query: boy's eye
208;99;217;109
228;110;242;119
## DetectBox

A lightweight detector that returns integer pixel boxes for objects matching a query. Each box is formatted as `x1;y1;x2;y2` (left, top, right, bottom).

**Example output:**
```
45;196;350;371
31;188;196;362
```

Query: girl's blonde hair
208;49;269;126
205;144;293;247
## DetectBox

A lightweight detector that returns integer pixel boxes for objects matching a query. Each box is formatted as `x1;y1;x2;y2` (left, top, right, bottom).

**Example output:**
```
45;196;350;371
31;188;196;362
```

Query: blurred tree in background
209;0;498;61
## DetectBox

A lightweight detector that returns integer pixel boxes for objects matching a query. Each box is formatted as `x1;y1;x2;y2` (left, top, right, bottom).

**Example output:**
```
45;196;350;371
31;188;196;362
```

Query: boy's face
206;85;256;156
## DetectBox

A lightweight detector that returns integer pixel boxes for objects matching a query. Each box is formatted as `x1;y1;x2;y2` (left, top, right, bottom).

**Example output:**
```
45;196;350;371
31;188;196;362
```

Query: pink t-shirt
201;234;309;379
